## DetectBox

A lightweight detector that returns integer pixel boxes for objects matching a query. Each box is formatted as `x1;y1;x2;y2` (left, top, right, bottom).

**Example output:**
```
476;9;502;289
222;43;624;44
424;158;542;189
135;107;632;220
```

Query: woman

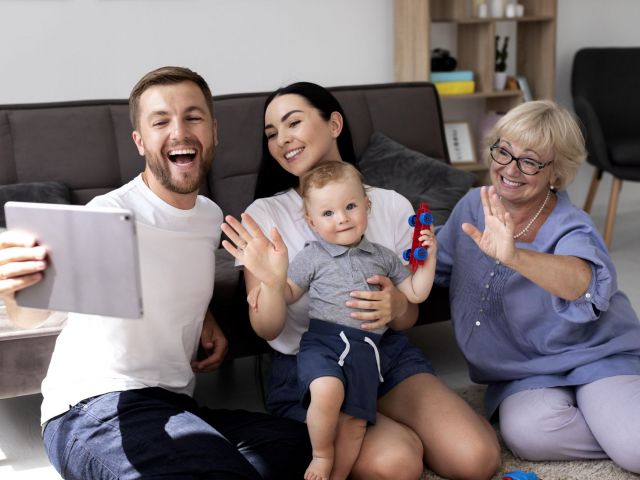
221;82;500;480
435;100;640;473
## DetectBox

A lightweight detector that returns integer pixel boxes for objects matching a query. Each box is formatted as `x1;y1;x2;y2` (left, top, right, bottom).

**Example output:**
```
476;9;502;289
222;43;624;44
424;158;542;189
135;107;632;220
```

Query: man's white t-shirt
40;174;223;425
245;187;413;355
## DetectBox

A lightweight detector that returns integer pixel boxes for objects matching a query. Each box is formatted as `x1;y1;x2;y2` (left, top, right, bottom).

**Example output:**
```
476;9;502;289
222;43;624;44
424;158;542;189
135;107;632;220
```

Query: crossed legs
43;387;311;480
499;375;640;474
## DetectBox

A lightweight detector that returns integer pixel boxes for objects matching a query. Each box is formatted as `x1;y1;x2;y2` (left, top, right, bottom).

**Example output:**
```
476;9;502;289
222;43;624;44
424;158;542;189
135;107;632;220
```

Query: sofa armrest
0;327;61;399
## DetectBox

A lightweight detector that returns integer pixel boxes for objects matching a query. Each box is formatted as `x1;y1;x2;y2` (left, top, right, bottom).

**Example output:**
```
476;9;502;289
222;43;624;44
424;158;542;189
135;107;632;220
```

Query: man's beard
146;145;214;195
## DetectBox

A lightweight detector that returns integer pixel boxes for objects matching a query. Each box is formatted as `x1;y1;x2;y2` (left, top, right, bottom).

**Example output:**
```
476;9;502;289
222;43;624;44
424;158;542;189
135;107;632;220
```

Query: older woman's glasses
490;144;551;176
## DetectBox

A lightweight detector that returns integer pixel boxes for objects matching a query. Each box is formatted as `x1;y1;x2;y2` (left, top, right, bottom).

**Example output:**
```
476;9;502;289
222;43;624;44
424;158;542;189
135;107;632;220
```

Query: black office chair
571;48;640;249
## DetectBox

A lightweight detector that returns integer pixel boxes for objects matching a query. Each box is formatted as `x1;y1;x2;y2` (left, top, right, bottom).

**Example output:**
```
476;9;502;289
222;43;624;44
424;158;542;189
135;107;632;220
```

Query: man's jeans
43;387;311;479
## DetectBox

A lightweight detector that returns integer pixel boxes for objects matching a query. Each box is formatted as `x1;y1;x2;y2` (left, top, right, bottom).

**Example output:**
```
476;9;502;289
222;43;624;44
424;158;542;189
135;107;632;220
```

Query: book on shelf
434;80;475;95
516;76;533;102
430;70;474;82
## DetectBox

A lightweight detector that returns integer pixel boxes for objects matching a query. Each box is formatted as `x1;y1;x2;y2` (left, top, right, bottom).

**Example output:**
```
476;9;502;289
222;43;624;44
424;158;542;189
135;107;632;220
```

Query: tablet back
4;202;143;319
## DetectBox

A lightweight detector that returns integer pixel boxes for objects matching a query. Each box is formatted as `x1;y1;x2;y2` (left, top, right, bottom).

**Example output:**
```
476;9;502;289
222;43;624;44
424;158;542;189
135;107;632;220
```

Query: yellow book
434;80;475;95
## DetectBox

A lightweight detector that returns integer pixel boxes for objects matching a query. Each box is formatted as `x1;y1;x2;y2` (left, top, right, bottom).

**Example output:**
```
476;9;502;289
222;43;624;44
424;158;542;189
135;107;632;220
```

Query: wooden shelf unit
394;0;557;174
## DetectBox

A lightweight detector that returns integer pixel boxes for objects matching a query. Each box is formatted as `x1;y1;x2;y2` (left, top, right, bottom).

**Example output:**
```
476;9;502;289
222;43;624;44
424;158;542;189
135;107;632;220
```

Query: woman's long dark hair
253;82;357;199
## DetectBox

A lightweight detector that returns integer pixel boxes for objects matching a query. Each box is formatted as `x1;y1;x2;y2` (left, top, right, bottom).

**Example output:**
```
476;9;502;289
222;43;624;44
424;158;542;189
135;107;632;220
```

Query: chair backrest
571;48;640;142
571;48;640;176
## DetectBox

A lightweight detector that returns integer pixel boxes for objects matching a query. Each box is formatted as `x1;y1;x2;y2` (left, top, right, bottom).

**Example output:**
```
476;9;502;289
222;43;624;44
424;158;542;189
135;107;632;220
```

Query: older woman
435;100;640;473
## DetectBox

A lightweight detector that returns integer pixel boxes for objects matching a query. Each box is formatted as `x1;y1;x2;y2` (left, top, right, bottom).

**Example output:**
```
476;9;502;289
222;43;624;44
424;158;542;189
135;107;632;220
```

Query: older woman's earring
367;201;372;213
550;184;557;192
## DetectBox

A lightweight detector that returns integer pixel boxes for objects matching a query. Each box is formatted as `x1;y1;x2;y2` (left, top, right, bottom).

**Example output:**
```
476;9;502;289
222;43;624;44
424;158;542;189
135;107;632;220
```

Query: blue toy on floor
502;470;539;480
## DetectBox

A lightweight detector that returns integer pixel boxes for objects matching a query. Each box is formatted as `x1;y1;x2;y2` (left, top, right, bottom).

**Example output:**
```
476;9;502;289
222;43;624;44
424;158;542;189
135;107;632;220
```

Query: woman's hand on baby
347;275;406;330
221;213;288;287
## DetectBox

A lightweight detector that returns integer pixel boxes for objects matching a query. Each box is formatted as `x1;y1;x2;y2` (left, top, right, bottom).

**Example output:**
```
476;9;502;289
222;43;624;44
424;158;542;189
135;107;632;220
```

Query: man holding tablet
0;67;310;479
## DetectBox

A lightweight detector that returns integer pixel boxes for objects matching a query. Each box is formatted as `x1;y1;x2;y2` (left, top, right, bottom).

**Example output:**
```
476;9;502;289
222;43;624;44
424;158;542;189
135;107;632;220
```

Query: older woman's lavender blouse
435;188;640;417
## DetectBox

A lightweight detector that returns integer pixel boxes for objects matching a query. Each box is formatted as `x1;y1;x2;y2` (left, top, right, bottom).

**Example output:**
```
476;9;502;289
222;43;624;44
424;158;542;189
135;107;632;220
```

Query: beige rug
420;384;639;480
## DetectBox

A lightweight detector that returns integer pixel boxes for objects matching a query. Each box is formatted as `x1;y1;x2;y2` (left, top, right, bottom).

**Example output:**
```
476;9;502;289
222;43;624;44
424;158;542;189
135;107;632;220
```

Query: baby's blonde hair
300;161;367;214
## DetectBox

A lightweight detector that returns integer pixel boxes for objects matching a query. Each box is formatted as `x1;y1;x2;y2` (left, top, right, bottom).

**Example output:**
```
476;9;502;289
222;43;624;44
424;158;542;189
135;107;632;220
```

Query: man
0;66;310;479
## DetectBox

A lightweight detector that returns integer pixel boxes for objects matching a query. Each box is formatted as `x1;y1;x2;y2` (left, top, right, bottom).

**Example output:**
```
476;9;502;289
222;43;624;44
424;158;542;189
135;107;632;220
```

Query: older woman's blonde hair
485;100;586;191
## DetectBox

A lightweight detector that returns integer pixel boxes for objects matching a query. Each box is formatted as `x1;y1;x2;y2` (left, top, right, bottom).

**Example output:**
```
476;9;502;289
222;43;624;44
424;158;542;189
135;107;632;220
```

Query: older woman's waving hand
462;185;591;301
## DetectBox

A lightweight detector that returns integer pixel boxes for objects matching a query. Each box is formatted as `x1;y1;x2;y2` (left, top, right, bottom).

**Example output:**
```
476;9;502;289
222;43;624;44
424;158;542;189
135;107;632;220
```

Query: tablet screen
4;202;143;319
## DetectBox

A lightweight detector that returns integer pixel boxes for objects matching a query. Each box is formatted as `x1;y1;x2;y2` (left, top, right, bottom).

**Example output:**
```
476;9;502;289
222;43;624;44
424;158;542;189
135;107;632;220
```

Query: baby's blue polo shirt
288;235;410;335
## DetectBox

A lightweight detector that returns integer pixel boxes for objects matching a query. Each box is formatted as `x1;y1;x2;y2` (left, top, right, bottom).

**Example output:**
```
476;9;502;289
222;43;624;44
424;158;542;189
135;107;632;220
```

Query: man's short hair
128;66;214;130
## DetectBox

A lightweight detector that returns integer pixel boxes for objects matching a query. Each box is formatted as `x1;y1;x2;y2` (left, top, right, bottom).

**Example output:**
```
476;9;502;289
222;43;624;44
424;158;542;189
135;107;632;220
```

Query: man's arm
3;295;51;329
191;310;229;373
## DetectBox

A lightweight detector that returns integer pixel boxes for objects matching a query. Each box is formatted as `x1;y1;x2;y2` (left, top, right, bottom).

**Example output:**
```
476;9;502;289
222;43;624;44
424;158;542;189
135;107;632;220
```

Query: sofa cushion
359;132;476;225
0;181;70;227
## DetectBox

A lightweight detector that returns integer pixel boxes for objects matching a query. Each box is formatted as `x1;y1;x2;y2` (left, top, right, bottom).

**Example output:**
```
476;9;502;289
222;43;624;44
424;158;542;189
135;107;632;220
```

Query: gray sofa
0;82;464;400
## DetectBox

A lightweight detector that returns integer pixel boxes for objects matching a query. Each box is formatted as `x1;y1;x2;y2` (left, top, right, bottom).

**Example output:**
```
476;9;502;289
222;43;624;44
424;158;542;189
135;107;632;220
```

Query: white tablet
4;201;144;319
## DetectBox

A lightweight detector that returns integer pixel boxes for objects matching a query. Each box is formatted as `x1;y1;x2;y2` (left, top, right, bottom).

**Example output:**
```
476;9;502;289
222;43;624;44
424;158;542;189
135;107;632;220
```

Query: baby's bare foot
304;456;333;480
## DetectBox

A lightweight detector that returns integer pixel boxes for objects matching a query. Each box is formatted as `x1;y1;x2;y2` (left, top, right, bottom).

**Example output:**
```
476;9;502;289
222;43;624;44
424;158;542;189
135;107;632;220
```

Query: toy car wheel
414;247;428;260
419;212;433;225
403;249;412;261
408;215;416;227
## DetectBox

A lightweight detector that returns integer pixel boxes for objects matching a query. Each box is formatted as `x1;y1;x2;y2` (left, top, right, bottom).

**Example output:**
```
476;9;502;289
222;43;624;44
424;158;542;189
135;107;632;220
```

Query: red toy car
403;202;433;272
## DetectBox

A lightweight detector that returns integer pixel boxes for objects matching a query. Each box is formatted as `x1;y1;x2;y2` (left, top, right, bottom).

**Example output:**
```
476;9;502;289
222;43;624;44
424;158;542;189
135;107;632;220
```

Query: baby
248;161;437;480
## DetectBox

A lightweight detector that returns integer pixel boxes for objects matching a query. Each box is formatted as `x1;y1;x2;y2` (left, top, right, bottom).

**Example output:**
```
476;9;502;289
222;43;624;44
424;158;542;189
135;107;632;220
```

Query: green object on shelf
495;35;509;72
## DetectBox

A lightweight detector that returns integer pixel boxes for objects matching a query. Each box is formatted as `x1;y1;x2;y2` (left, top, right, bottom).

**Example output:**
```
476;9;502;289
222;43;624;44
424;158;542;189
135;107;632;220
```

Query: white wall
0;0;393;103
2;0;640;106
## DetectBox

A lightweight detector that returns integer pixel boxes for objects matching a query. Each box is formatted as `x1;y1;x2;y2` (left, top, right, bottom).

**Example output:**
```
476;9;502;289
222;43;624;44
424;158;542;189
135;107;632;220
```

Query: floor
1;163;638;479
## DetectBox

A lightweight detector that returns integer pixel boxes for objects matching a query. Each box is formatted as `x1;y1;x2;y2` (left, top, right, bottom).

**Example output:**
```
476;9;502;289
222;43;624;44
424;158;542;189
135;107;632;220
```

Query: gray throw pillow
359;132;476;225
0;181;70;227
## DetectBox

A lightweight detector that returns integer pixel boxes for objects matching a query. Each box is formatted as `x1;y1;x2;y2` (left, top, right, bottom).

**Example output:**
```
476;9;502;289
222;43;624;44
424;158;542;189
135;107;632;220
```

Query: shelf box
439;90;522;101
